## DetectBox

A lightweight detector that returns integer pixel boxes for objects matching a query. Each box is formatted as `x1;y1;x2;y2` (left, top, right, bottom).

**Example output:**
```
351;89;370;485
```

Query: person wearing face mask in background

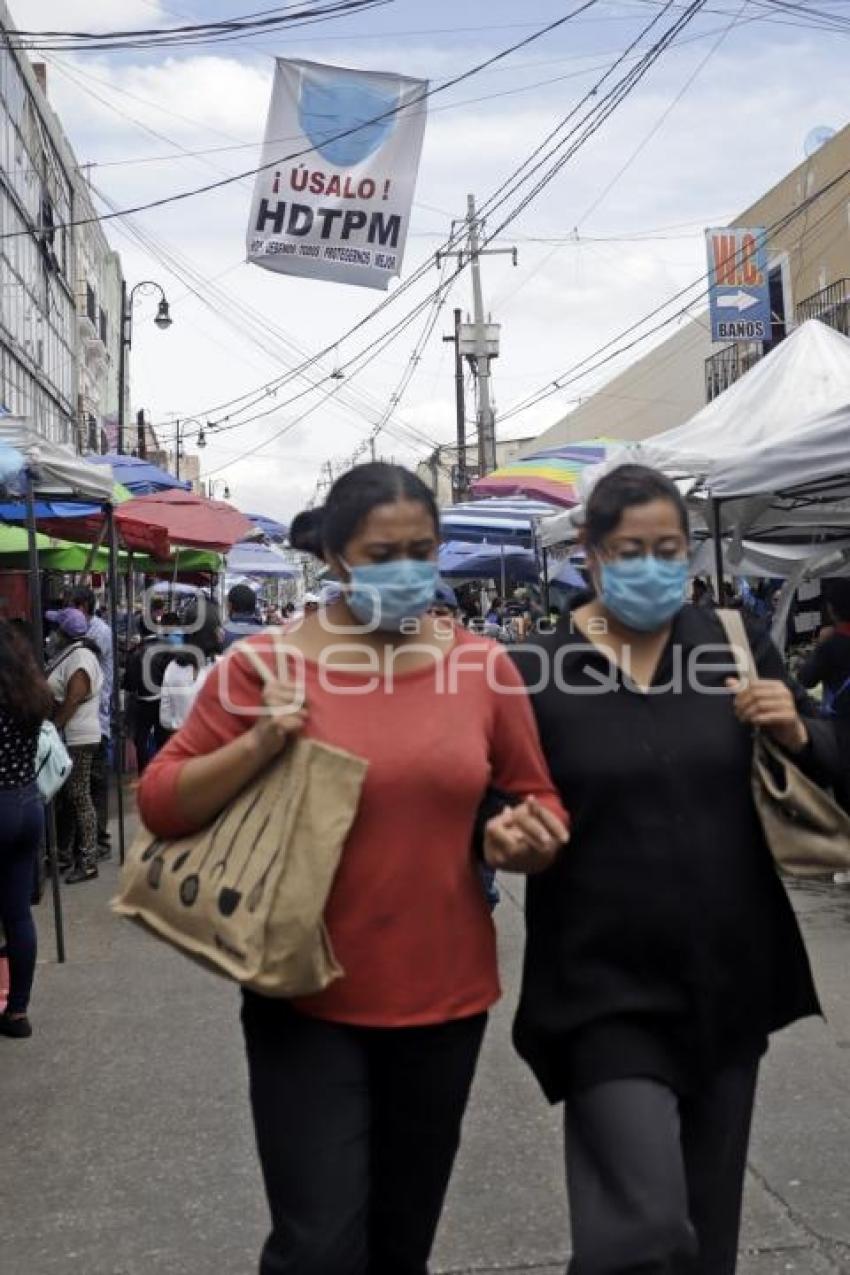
137;462;569;1275
509;464;843;1275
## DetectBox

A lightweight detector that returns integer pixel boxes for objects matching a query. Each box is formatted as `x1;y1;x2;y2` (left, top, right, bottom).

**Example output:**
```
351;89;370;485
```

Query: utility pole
438;194;517;480
443;307;466;502
136;408;146;458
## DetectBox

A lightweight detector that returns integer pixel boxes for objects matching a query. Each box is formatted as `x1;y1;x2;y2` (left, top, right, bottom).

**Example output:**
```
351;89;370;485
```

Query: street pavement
4;805;850;1274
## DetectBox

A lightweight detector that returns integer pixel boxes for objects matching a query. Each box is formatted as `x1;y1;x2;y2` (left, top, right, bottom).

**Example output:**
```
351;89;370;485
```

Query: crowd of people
2;457;850;1275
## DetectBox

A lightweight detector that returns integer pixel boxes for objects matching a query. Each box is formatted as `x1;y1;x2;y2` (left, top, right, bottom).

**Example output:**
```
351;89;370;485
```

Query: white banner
246;59;428;291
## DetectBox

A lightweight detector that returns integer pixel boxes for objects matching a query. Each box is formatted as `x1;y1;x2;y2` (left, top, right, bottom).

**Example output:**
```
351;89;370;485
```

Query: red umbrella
115;490;253;555
40;489;252;557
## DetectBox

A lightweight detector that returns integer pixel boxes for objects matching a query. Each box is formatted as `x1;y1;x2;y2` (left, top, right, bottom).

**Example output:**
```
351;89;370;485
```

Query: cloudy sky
9;0;850;521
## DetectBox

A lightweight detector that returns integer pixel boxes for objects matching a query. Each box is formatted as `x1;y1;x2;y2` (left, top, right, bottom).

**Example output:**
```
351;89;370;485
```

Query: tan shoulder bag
114;637;368;996
717;608;850;878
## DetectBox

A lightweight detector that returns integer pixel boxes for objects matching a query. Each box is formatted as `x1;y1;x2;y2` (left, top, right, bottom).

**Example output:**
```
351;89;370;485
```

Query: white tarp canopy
709;403;850;500
630;320;850;482
224;540;300;578
0;417;115;500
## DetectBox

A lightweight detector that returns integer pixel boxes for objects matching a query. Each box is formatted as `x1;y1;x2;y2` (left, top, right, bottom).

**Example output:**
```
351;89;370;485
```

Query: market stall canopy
438;540;539;583
245;512;289;542
0;417;115;500
225;541;300;577
471;439;621;507
35;489;252;557
440;498;559;547
116;491;253;556
88;453;191;495
691;536;850;581
708;404;850;502
0;525;116;572
630;320;850;480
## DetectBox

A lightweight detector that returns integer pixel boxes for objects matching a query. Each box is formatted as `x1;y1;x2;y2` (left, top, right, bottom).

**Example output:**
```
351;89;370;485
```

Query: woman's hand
726;677;808;754
250;678;308;761
483;797;569;875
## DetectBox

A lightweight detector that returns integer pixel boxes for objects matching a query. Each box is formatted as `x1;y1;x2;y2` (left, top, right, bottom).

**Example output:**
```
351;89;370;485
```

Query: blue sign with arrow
706;227;772;343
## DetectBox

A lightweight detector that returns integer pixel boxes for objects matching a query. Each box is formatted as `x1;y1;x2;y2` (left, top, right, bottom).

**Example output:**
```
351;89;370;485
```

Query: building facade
529;123;850;451
0;5;125;452
73;172;123;454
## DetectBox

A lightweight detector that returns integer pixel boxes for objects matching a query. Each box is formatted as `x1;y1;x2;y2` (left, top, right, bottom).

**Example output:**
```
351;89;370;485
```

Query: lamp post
207;478;231;501
169;416;206;480
117;280;172;455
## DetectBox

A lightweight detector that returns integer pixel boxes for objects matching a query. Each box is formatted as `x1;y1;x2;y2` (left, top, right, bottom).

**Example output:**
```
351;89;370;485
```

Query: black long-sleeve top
509;605;841;1103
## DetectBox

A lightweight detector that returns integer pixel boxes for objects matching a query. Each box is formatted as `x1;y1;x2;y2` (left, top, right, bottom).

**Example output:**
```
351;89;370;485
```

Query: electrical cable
497;165;850;424
0;1;601;237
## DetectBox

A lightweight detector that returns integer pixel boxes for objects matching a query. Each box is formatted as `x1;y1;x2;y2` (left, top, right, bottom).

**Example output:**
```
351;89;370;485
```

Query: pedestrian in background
510;464;842;1275
138;462;568;1275
223;583;263;649
0;620;52;1038
798;577;850;816
71;585;113;859
47;608;104;884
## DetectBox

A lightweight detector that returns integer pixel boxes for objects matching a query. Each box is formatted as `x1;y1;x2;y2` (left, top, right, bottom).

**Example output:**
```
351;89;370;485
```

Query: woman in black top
0;620;53;1039
510;465;840;1275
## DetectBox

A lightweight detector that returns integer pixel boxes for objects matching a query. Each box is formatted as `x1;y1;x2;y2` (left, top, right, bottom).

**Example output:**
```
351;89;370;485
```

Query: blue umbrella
245;512;289;542
439;540;539;584
88;453;190;495
225;541;299;578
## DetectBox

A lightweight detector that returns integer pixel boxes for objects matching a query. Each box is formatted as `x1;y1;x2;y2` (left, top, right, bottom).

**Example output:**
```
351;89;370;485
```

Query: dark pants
0;784;42;1015
241;995;487;1275
91;734;110;844
132;698;167;775
565;1059;760;1274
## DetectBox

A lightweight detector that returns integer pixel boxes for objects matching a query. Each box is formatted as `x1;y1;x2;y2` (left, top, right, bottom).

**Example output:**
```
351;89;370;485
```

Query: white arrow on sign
716;289;761;312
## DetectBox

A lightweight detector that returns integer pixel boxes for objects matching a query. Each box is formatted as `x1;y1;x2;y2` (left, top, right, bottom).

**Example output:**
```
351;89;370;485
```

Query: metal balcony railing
704;342;764;402
796;278;850;335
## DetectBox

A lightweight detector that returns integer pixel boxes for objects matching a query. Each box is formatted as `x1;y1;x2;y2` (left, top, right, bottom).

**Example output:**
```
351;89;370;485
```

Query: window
85;282;96;325
99;305;107;344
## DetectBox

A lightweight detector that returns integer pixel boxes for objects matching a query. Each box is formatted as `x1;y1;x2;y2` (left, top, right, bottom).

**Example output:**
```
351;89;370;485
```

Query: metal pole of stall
105;505;127;865
500;542;506;601
711;496;725;605
26;473;66;963
542;546;550;615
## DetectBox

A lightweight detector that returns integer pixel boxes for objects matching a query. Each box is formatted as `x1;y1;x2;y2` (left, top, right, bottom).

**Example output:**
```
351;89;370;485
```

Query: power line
5;2;396;53
0;2;601;238
497;164;850;425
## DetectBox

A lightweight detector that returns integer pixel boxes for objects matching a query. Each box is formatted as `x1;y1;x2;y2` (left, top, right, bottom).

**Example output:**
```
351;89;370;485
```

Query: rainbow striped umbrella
472;438;622;508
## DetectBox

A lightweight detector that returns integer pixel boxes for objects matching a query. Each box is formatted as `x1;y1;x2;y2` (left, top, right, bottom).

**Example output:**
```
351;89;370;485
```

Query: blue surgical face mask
340;558;440;631
599;556;688;632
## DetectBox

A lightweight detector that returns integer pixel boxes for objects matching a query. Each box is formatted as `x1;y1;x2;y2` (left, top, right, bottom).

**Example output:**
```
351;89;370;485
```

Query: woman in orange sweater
138;462;568;1275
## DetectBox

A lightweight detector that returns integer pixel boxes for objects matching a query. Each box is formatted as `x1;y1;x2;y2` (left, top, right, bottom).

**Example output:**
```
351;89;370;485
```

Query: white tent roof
709;402;850;500
632;320;850;480
0;417;115;500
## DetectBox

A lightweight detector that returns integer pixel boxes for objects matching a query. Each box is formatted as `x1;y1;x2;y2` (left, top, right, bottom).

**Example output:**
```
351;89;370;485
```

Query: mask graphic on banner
299;77;398;167
341;559;440;631
599;557;688;632
246;58;429;291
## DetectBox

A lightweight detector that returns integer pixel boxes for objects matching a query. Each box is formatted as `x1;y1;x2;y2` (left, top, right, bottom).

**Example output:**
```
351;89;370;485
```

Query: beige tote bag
718;608;850;878
114;638;368;996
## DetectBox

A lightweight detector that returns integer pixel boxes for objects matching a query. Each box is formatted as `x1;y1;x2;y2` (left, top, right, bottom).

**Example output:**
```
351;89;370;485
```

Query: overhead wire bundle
3;2;397;53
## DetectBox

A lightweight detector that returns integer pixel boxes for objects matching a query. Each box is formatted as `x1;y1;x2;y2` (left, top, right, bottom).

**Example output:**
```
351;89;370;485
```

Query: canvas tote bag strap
716;608;759;685
234;637;289;686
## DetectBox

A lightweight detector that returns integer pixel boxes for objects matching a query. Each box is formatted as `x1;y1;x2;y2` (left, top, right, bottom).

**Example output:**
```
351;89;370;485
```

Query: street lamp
117;280;173;455
170;416;207;480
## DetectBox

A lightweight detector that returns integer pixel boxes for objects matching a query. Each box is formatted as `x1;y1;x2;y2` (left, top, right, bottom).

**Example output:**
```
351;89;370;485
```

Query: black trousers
90;735;109;843
565;1059;760;1274
241;994;487;1275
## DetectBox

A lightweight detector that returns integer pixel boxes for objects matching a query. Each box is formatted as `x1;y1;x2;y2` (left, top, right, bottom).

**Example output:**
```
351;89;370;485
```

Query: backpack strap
716;609;759;685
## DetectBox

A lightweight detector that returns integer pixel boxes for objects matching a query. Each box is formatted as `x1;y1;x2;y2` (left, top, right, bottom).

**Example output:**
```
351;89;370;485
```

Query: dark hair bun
289;507;326;559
